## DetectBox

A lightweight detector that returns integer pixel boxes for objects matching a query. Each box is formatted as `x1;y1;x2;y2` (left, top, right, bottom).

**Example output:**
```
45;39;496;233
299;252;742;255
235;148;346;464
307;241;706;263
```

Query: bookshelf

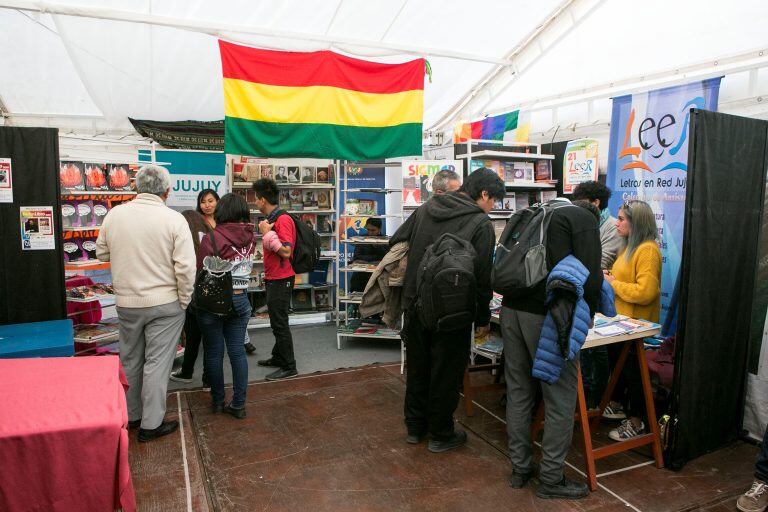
336;161;405;370
228;156;339;323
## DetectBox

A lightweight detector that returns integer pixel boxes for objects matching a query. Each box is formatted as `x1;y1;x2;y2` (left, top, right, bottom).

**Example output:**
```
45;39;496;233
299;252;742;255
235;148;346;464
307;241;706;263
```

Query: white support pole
0;0;514;66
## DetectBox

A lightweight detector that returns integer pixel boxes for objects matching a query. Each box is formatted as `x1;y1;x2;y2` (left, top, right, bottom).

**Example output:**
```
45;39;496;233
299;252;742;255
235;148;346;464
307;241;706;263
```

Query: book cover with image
259;164;273;180
84;164;109;191
502;193;516;211
233;162;247;182
63;239;82;262
315;289;330;309
60;161;85;191
92;200;109;226
274;165;289;182
316;214;333;233
289;189;303;211
303;190;317;208
77;200;95;227
358;199;377;216
316;190;331;209
61;200;78;228
107;164;132;191
287;166;300;183
279;190;291;209
316;166;331;183
535;160;552;181
301;166;316;183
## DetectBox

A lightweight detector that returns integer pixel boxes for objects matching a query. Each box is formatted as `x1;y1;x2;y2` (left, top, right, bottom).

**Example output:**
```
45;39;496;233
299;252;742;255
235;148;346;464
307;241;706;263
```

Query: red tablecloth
0;356;136;512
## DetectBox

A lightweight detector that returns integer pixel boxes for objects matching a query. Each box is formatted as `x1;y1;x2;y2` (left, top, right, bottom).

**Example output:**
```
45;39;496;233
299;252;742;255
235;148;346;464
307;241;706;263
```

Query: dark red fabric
65;275;102;325
197;222;255;269
0;356;135;512
264;214;296;280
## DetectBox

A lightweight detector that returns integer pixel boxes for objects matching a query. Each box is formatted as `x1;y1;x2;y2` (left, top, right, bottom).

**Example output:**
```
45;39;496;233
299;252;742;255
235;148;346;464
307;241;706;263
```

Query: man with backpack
389;168;504;453
497;197;601;499
252;178;300;381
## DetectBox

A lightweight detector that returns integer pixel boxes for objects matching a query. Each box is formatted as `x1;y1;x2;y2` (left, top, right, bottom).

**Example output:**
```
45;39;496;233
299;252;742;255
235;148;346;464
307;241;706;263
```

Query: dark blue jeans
198;293;252;408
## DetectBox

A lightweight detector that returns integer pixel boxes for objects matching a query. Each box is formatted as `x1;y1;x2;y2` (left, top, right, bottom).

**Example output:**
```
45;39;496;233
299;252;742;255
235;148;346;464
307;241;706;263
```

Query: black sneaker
211;402;225;414
244;342;257;355
169;371;193;383
224;403;247;419
265;368;298;381
536;477;589;500
406;432;427;444
508;469;535;489
427;429;467;453
257;358;280;367
128;419;141;429
138;420;179;443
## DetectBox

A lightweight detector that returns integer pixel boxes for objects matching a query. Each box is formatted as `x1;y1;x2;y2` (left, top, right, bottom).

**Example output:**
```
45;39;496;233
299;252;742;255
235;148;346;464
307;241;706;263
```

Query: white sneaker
609;419;646;441
602;403;627;420
738;480;768;512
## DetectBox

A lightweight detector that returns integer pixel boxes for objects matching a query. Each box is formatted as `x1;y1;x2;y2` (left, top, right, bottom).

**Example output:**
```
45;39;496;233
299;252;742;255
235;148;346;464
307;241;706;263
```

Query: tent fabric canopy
1;0;768;139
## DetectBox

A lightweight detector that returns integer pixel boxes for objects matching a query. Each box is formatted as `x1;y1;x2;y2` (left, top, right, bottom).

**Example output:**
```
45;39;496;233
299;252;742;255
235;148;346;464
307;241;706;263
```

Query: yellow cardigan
610;240;662;323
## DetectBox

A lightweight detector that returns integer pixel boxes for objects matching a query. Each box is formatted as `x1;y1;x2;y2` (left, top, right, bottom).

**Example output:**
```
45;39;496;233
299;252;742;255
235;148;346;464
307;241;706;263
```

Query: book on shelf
84;163;109;191
300;213;317;230
535;160;552;181
316;214;333;233
286;166;300;183
259;164;273;180
74;323;118;342
302;190;318;208
107;164;133;191
541;190;557;202
278;190;291;209
314;289;331;309
345;263;377;272
348;236;388;243
60;161;86;191
300;166;316;183
512;162;535;183
291;287;314;311
289;189;303;210
316;190;331;209
357;199;377;216
274;165;289;183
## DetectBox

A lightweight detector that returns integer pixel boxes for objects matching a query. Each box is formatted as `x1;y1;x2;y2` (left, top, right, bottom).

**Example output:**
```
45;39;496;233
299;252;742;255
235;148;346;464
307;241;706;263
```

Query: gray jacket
360;242;409;328
600;215;625;269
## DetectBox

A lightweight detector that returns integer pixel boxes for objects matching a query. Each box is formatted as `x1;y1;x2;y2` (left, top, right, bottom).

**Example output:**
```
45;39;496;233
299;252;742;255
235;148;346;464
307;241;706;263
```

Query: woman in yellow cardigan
603;200;662;441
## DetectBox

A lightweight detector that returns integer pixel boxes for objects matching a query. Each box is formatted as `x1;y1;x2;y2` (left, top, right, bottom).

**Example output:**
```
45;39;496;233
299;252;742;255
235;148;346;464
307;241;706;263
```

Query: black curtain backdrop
668;110;768;468
0;127;66;325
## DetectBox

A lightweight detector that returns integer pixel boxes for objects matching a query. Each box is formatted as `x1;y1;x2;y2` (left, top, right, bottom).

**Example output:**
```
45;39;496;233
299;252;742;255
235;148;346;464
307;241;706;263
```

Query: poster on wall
138;149;227;211
563;139;599;193
0;158;12;203
401;160;464;207
606;78;721;329
20;206;55;250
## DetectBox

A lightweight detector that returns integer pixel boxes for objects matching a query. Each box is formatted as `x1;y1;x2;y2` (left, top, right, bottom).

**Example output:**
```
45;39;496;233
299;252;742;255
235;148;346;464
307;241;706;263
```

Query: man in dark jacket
502;198;602;499
390;168;503;453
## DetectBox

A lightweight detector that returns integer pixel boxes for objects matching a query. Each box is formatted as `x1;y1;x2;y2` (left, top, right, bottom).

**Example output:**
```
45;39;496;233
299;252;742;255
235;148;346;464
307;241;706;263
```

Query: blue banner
606;78;721;331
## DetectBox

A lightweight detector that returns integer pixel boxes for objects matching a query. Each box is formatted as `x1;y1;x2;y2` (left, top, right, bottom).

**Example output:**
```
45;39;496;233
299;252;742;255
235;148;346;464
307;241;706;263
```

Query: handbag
192;230;233;316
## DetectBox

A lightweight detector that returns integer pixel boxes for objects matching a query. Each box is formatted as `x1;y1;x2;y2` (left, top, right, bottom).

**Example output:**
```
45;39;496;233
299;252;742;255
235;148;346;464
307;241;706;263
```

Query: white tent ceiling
1;0;767;143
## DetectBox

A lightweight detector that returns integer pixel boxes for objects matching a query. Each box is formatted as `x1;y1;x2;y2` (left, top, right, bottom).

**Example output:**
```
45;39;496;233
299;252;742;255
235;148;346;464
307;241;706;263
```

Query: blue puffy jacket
531;255;617;384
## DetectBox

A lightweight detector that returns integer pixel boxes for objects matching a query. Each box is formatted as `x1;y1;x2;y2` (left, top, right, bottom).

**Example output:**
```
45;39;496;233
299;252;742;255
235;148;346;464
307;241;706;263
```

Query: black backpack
276;211;321;274
416;233;479;332
193;230;233;316
492;201;574;296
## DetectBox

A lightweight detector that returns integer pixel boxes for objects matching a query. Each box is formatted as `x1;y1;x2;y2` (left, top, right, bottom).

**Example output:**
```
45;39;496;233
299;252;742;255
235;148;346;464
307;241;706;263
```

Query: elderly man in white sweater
96;165;196;442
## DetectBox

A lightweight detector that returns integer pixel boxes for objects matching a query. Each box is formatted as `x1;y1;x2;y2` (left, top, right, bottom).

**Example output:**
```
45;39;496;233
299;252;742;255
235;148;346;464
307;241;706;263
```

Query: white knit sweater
96;194;196;309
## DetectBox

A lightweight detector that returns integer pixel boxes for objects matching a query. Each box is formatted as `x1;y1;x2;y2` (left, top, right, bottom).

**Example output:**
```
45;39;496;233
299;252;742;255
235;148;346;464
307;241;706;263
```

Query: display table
0;356;136;512
0;319;74;358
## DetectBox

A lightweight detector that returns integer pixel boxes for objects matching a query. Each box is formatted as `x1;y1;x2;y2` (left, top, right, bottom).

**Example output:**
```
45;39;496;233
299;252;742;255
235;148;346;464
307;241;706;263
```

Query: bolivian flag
219;40;425;160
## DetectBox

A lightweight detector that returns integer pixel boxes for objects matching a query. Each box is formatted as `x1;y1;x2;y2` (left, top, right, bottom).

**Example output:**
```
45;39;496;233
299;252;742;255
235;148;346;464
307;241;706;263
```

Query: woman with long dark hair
196;189;219;230
196;193;255;418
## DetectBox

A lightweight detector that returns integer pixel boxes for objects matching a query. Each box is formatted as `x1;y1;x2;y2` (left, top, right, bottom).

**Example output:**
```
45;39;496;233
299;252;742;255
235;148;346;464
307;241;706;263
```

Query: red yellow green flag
219;40;425;160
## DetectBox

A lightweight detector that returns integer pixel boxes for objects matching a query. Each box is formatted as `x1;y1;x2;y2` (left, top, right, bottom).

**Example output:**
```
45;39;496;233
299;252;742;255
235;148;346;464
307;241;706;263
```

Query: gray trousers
502;306;578;485
117;301;186;430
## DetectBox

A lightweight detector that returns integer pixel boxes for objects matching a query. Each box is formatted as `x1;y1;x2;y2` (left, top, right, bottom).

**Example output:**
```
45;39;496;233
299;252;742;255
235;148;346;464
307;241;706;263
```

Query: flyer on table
20;206;55;250
0;158;12;203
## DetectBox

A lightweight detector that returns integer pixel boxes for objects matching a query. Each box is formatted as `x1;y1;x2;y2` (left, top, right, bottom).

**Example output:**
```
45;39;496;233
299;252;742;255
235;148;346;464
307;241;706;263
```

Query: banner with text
401;160;464;207
606;78;721;328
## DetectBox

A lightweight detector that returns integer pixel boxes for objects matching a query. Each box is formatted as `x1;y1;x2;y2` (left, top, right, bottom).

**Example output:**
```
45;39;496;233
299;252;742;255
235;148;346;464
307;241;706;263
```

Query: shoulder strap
209;229;219;257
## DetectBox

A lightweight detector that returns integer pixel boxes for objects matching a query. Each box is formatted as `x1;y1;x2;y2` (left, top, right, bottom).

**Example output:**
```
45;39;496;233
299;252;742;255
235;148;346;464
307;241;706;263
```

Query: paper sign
563;138;599;194
20;206;55;250
401;160;464;207
0;158;12;203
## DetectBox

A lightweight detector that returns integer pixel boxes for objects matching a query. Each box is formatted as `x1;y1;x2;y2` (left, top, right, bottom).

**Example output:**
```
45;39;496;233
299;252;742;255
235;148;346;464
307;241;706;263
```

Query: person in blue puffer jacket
532;255;617;384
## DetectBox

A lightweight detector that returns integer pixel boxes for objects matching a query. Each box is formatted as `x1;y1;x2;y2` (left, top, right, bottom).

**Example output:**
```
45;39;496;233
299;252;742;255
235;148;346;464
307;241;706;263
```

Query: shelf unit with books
335;161;405;371
228;155;339;323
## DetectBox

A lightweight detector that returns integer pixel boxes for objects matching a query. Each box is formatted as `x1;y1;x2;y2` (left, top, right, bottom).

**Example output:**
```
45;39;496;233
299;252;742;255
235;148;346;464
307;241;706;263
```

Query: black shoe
536;477;590;500
211;402;225;414
265;368;298;381
257;358;280;367
223;403;247;419
508;469;535;489
406;432;427;444
138;420;179;442
427;429;467;453
169;371;193;383
244;342;257;355
128;419;141;429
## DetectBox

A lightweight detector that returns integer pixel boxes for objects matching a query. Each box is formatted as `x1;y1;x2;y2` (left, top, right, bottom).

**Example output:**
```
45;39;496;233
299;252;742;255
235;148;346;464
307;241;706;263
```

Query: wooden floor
128;364;757;511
